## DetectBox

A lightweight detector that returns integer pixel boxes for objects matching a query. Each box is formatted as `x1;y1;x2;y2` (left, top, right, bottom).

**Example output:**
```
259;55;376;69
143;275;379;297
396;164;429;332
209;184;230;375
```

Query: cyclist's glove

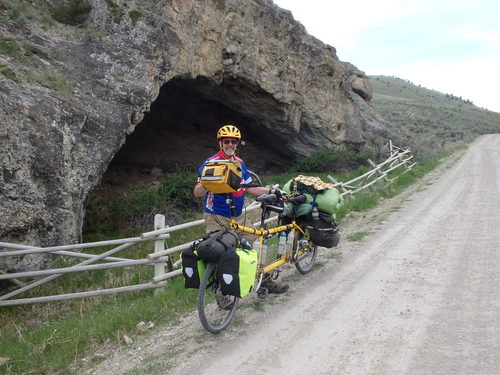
273;188;283;199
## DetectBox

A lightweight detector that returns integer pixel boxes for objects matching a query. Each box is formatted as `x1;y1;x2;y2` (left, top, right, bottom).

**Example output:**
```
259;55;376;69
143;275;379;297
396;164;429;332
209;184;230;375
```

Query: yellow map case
200;160;242;193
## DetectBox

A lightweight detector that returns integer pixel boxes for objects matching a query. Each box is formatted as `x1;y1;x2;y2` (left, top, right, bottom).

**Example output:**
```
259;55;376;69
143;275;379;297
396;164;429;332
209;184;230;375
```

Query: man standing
194;125;288;294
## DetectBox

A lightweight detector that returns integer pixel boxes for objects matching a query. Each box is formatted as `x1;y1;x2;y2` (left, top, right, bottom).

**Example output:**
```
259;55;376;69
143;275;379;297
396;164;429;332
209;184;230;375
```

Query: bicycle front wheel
197;263;239;334
295;234;318;274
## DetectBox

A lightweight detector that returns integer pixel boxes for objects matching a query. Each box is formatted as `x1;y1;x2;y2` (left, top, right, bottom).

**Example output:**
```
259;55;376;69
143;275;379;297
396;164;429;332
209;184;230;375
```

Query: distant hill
369;75;500;145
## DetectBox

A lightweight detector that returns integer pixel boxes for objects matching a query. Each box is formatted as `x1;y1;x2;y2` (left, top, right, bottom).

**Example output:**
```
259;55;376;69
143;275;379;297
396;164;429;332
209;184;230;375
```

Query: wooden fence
0;141;415;307
329;140;416;197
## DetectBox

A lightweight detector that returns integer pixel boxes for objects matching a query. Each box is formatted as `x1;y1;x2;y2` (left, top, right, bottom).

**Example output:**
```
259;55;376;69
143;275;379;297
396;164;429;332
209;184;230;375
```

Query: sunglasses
222;140;239;145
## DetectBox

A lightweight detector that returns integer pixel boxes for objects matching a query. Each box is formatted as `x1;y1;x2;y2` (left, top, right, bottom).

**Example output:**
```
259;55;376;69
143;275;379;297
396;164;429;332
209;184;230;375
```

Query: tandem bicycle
197;187;318;333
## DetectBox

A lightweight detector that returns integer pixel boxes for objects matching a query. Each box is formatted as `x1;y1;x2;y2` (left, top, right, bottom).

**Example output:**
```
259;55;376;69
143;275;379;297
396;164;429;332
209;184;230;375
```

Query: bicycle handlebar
241;183;260;189
255;193;277;203
288;194;307;204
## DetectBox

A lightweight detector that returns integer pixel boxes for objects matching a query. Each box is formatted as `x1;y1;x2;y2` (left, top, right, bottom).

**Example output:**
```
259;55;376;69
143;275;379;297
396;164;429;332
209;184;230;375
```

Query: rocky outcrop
0;0;406;270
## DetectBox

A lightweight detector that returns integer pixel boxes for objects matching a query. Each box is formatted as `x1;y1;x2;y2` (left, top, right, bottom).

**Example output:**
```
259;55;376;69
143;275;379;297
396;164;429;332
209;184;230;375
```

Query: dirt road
86;134;500;375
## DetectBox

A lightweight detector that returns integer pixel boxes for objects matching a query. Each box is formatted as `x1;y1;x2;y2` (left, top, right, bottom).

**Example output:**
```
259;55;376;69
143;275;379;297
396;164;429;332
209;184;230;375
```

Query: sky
273;0;500;113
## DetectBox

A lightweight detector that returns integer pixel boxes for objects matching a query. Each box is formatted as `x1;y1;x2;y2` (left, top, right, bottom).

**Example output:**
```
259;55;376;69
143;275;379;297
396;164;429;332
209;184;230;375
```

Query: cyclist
194;124;289;294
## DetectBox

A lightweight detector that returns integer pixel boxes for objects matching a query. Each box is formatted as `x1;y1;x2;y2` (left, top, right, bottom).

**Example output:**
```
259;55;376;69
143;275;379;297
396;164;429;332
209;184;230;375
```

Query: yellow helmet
217;125;241;140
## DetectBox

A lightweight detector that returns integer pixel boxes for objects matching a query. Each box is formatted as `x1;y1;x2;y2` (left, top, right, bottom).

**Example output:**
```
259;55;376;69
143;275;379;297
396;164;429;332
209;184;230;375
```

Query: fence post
327;175;352;197
367;159;391;184
154;214;166;294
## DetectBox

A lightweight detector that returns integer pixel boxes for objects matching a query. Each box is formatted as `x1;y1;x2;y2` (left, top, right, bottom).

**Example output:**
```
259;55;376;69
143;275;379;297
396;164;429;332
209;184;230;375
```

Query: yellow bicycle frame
229;219;307;274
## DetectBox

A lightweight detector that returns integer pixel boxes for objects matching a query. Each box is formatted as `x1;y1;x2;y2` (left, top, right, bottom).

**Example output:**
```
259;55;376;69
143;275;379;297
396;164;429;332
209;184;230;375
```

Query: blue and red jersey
197;151;252;217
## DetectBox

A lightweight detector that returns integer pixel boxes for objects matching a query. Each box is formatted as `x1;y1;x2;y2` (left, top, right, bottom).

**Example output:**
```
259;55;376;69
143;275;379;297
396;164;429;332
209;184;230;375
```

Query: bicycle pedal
257;287;268;299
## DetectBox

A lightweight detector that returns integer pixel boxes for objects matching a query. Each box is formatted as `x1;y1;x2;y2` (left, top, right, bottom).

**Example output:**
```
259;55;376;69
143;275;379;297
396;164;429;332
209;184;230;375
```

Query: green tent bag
218;248;258;298
282;177;342;216
181;245;206;289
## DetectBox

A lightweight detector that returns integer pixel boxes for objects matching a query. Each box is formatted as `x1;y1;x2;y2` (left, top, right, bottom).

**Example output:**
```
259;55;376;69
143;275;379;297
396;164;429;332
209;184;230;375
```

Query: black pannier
196;228;238;262
302;211;340;248
180;244;205;289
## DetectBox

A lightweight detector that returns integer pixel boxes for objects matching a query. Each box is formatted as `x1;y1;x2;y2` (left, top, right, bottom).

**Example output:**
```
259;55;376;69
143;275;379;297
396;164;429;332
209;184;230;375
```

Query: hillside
369;75;500;145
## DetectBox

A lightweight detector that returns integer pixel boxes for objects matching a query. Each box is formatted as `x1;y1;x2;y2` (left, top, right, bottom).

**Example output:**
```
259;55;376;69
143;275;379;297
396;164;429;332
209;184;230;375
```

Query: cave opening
96;76;294;198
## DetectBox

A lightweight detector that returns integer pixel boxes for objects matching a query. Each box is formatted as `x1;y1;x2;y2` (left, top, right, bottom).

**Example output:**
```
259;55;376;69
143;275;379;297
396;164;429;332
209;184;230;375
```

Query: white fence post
154;214;166;294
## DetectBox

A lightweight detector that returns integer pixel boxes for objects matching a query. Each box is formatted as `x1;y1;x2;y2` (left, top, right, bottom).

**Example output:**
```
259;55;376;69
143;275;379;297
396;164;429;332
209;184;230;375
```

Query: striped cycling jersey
197;151;252;217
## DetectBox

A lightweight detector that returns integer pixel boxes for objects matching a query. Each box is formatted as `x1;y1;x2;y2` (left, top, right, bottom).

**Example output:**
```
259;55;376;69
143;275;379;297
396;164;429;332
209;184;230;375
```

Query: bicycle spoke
295;236;318;274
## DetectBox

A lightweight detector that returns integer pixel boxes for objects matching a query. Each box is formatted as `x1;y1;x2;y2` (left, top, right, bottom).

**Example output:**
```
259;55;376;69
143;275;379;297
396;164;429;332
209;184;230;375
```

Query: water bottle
286;231;295;250
277;232;287;255
252;238;260;251
311;206;319;219
261;240;268;264
311;206;320;229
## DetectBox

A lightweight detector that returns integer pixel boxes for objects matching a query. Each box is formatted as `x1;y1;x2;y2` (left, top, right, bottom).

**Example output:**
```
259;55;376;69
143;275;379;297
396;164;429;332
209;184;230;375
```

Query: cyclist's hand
272;188;283;199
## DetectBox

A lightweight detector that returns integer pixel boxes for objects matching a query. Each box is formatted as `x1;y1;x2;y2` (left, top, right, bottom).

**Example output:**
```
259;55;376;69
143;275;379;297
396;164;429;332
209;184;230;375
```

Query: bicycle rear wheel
197;263;239;333
295;233;318;274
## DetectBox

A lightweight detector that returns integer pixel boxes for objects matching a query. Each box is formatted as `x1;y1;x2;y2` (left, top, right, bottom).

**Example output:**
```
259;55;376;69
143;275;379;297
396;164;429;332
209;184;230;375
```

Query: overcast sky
273;0;500;113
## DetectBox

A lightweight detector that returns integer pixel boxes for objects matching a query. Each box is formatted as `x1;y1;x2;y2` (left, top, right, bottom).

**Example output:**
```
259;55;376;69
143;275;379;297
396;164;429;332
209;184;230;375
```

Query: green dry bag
217;248;258;298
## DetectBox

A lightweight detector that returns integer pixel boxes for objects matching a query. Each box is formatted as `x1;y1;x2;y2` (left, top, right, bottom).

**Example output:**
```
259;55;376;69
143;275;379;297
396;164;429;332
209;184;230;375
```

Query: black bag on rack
302;211;340;248
196;228;238;262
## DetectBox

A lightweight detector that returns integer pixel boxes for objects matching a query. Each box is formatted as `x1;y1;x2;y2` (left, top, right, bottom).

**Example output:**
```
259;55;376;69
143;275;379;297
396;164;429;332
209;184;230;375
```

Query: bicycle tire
295;231;318;274
197;262;239;334
248;169;262;186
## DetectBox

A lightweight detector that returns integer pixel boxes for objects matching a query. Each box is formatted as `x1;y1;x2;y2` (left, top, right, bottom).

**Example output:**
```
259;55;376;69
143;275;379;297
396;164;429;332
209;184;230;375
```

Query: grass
1;1;27;24
0;0;55;26
326;251;343;260
0;223;205;374
0;64;18;82
0;279;198;374
345;231;371;242
25;69;73;93
0;146;462;374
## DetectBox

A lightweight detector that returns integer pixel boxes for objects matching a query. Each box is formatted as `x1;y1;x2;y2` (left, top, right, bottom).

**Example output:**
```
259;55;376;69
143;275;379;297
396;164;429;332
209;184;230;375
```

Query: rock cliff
0;0;405;270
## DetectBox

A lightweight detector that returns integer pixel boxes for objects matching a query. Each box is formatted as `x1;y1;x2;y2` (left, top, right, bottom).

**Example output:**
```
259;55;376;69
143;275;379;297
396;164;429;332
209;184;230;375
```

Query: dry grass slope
370;75;500;145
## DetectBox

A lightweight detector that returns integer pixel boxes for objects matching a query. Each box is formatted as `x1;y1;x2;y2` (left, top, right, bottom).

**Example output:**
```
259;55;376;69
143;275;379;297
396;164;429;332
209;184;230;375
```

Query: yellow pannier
200;160;242;193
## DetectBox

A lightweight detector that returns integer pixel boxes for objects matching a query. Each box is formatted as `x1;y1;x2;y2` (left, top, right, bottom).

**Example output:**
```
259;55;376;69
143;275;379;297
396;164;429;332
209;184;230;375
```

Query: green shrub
52;0;91;26
0;36;21;58
83;167;200;236
289;146;376;173
105;0;124;23
128;9;142;25
158;167;200;211
0;64;18;82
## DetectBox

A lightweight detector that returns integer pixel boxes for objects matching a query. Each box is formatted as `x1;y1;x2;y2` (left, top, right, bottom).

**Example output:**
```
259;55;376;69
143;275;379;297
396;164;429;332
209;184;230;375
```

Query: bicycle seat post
226;193;236;218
